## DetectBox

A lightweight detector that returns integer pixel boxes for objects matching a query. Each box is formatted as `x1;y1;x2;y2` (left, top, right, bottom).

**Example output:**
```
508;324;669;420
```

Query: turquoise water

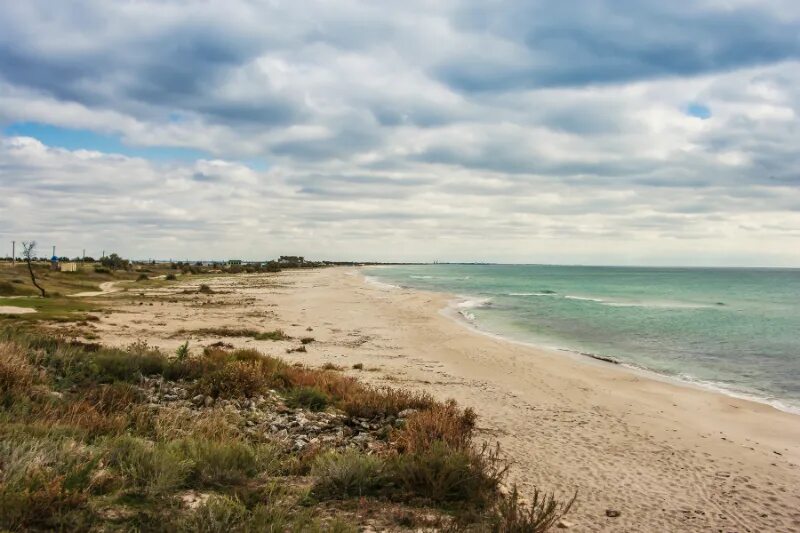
364;264;800;413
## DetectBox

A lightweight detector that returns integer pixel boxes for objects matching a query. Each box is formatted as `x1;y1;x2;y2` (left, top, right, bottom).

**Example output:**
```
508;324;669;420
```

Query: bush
311;450;386;499
93;266;111;274
254;329;290;341
175;438;282;486
106;436;190;496
300;337;315;345
183;494;248;533
0;281;15;295
0;341;44;404
342;387;435;419
0;436;98;531
389;442;506;507
352;363;364;370
490;485;576;533
393;400;476;453
198;284;214;294
286;387;330;411
165;273;177;281
194;361;268;399
136;273;149;282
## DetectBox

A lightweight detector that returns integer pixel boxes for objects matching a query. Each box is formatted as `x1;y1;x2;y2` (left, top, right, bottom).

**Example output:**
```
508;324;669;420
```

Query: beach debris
605;509;621;518
556;518;574;528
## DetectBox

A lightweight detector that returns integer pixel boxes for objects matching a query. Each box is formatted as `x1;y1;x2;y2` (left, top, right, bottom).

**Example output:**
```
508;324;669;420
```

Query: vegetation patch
0;326;574;531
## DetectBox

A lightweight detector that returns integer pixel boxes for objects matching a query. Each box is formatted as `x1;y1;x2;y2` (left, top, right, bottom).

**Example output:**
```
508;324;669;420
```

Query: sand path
89;268;800;532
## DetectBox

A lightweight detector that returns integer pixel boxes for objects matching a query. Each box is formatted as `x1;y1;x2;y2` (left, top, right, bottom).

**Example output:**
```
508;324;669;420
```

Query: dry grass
393;400;476;453
0;341;44;403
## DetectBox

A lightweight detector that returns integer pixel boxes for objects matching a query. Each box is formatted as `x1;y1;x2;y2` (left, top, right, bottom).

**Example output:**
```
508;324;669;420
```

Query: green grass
0;296;101;322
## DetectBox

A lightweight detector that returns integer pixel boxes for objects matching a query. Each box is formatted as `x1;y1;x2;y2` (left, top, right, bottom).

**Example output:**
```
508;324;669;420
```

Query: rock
192;394;205;405
605;509;621;518
398;408;417;418
203;396;214;407
556;519;574;528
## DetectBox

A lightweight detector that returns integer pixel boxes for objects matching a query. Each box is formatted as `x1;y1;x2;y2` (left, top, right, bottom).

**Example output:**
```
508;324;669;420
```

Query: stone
605;509;621;518
556;519;574;528
203;396;214;407
398;408;417;418
192;394;205;405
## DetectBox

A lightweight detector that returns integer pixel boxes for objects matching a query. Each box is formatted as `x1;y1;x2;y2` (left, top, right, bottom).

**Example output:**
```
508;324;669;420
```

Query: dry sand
89;268;800;532
0;306;36;314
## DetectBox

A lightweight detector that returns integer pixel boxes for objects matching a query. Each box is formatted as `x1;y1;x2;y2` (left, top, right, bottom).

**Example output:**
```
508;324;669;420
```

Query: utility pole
11;241;15;266
82;249;85;264
52;245;56;258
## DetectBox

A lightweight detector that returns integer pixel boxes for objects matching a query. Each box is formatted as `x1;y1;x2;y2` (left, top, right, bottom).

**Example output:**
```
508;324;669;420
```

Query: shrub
183;494;248;533
175;438;282;486
311;450;386;499
175;341;190;360
0;436;98;530
393;400;476;453
300;337;315;345
342;387;435;419
0;281;15;295
93;266;111;274
490;485;576;533
194;361;268;399
81;382;143;414
106;435;190;496
286;387;330;411
136;273;149;282
254;329;290;341
198;284;214;294
165;273;177;281
0;341;43;404
352;363;364;370
389;442;506;507
321;362;342;371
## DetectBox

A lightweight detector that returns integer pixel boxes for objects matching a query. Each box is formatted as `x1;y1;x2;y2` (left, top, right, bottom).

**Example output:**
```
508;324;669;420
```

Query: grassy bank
0;326;573;531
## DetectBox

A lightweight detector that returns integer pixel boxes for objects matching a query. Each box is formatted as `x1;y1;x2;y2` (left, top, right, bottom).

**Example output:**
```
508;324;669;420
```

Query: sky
1;1;799;266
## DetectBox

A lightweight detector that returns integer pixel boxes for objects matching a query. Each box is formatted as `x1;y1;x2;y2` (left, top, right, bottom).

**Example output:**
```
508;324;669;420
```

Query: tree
21;241;46;297
100;253;130;271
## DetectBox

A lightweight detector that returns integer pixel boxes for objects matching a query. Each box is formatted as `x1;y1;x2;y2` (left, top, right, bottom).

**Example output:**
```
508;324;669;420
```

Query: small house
59;262;78;272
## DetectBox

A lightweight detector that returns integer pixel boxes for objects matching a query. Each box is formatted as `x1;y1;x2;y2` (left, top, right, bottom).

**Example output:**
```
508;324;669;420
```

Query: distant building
59;262;78;272
228;259;242;266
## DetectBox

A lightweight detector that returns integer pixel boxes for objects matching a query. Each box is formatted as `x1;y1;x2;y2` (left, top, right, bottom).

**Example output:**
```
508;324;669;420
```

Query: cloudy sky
1;1;799;265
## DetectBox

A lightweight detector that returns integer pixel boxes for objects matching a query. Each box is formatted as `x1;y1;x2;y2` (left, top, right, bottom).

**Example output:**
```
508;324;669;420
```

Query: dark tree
21;241;46;297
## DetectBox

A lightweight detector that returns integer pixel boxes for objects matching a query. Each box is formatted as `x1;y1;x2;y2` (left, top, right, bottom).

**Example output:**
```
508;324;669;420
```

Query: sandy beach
90;267;800;532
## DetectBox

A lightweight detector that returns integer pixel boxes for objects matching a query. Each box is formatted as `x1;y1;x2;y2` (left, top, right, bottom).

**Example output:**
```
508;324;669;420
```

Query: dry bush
0;341;44;403
342;387;436;419
393;400;476;453
81;382;143;414
41;399;129;438
194;361;269;399
490;485;576;533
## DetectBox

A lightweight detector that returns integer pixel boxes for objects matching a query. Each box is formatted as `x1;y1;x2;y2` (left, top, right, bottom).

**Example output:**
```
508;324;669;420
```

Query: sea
363;264;800;414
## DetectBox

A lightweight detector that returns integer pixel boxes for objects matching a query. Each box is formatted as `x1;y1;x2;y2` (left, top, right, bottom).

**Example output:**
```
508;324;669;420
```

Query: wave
507;292;558;297
564;295;604;302
452;296;492;322
362;275;400;290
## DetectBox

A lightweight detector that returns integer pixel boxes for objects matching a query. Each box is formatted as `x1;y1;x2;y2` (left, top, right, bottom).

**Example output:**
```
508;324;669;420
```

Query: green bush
311;450;386;499
194;361;268;399
136;273;148;282
389;441;506;507
175;438;282;486
106;435;190;496
165;273;177;281
286;387;330;411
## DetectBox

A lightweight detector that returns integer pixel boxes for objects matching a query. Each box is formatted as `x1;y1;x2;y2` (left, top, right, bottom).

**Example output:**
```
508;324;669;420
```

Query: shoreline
88;267;800;531
363;271;800;417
